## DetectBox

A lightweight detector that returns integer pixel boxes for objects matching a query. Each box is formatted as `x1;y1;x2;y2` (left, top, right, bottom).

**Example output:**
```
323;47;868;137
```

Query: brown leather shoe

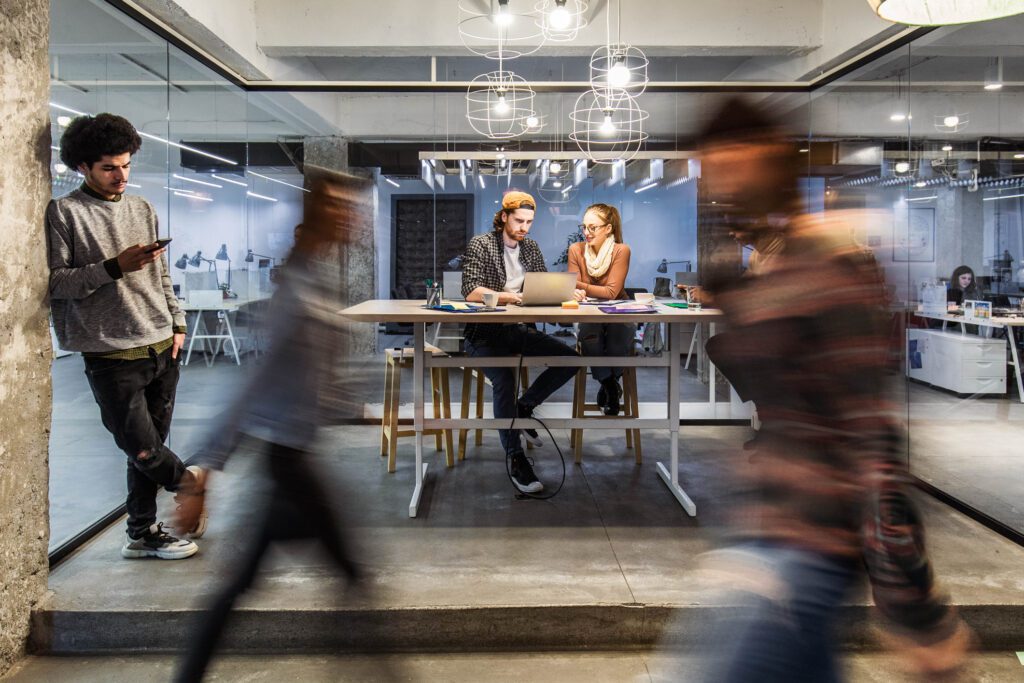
174;465;209;539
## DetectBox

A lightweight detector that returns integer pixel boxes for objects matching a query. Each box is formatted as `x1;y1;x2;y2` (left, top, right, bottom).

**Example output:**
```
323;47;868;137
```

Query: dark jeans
175;441;359;683
465;324;578;454
697;543;856;683
578;322;636;383
83;346;186;537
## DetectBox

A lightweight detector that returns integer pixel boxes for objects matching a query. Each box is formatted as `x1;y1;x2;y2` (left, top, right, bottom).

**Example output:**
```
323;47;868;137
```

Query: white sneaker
121;523;198;560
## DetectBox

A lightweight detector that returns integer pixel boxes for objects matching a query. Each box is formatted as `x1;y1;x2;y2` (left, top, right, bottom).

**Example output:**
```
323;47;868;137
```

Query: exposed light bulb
54;162;68;174
494;2;513;25
943;115;960;128
942;144;953;152
57;115;72;127
599;113;616;136
607;57;631;88
1015;153;1024;159
895;161;911;174
496;152;507;160
549;161;563;174
915;181;927;188
553;180;563;188
549;4;571;29
526;115;539;128
984;82;1003;91
494;94;510;115
889;113;906;122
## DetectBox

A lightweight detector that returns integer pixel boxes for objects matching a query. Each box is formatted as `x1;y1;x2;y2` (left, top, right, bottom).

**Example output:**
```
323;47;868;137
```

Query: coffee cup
633;292;655;305
482;291;499;308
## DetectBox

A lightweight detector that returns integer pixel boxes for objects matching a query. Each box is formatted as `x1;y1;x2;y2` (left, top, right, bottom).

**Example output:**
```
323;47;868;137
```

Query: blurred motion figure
174;169;371;682
689;98;972;682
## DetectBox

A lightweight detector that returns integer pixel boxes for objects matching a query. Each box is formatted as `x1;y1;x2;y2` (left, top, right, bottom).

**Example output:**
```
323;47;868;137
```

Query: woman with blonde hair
567;203;633;415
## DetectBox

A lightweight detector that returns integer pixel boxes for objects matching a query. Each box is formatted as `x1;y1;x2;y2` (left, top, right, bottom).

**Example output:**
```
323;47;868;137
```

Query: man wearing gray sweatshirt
46;113;206;560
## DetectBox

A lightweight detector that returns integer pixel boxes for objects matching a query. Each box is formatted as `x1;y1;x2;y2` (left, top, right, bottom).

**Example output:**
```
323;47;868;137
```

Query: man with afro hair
46;113;207;560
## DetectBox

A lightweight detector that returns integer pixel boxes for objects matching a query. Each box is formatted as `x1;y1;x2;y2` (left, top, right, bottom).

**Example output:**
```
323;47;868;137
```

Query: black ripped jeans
84;346;187;538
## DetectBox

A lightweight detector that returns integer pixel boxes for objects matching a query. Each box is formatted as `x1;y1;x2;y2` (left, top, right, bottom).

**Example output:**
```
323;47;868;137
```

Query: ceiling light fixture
549;161;563;173
173;173;221;188
599;111;617;135
247;171;310;192
552;180;562;188
458;0;544;60
525;114;540;128
494;0;514;25
246;191;278;203
895;161;911;173
174;191;212;202
1015;153;1024;159
57;115;72;127
383;176;401;188
866;0;1024;26
536;0;587;41
211;173;248;187
54;163;67;174
634;181;658;194
915;181;927;187
942;144;953;151
890;113;907;122
467;70;536;140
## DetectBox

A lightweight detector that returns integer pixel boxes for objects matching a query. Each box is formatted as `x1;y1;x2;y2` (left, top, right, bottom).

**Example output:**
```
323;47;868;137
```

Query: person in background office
675;96;971;681
948;264;983;304
461;191;579;494
46;113;206;561
567;203;633;415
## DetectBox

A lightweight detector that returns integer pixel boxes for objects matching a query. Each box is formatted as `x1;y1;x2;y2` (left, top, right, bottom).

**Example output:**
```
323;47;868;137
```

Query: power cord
505;352;566;500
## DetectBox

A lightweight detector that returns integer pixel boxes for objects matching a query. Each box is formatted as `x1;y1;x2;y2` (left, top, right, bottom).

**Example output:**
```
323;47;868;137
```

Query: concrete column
0;0;53;674
935;188;984;281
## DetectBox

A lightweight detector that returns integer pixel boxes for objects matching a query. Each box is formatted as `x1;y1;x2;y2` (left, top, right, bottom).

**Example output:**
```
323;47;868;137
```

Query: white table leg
184;310;203;366
657;321;696;516
1006;324;1024;403
410;322;429;517
221;311;241;365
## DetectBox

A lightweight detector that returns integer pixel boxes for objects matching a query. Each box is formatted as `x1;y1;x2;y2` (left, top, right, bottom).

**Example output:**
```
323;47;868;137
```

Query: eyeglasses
578;223;609;233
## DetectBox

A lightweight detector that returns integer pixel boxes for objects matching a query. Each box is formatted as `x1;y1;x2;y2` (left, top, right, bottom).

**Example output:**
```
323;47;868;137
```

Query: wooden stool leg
474;370;484;446
381;357;393;456
570;368;583;449
431;368;442;451
441;368;454;467
573;369;585;464
458;368;471;461
627;368;642;464
387;357;401;473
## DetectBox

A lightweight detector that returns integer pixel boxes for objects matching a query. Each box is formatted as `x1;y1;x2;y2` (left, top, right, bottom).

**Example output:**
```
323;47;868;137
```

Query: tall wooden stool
570;367;642;464
380;344;454;473
458;366;532;460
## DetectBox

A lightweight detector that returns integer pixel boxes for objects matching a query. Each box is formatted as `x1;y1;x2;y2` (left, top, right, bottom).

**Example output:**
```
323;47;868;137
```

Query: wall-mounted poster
893;207;935;262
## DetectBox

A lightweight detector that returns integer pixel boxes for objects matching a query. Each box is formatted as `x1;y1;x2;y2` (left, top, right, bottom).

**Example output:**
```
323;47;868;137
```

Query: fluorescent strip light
634;182;659;194
247;171;309;193
983;193;1024;202
174;191;212;202
665;176;691;189
246;191;278;202
907;195;937;202
126;182;142;188
173;173;222;188
49;102;86;115
383;176;401;188
478;174;485;189
211;173;248;187
164;186;197;194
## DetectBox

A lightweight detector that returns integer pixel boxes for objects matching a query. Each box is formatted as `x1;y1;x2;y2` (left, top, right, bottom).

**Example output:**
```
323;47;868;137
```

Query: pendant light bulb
494;93;510;115
549;161;563;174
549;1;571;29
599;112;616;136
943;115;960;128
607;55;631;88
895;161;911;174
526;114;540;128
494;0;513;26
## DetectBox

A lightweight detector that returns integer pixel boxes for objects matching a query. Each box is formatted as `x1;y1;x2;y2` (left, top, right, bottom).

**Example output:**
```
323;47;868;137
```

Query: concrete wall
0;0;53;674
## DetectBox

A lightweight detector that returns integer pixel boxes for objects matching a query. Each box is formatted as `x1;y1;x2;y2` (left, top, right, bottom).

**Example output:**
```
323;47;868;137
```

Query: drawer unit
907;328;1007;395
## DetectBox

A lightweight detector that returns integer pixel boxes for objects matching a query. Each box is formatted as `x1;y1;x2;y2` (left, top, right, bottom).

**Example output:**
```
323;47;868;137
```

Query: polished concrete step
32;427;1024;656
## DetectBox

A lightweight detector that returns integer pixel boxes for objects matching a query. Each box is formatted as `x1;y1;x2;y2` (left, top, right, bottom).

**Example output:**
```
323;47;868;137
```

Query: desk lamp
188;250;220;287
657;259;692;273
215;243;232;289
244;249;275;266
174;254;189;270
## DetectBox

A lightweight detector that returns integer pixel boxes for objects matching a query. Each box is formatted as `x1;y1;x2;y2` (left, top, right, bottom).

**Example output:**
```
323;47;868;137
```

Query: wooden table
915;310;1024;401
341;299;733;517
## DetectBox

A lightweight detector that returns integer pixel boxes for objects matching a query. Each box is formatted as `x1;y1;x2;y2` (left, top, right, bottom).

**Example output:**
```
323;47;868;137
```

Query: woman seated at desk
568;203;633;416
948;264;983;305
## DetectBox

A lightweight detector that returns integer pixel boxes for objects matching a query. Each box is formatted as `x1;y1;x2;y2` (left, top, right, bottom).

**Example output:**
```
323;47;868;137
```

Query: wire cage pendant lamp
535;0;588;42
458;0;546;59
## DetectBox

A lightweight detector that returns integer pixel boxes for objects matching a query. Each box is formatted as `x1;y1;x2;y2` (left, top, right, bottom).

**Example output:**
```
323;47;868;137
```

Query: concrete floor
6;651;1024;682
34;426;1024;657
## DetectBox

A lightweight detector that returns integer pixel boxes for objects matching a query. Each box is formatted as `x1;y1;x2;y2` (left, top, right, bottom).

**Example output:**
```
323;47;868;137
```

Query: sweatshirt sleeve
45;200;117;300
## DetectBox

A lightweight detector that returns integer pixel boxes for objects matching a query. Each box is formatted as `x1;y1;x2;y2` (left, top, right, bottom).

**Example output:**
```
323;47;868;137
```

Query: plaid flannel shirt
461;230;547;346
712;210;957;646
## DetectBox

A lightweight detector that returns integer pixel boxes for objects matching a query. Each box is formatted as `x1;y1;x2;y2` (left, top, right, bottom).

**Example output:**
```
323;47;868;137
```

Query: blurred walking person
685;98;972;682
173;169;371;682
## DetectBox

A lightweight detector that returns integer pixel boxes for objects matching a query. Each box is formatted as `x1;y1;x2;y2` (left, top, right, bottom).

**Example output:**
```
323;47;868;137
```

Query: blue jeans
465;324;578;454
696;543;857;683
578;322;636;382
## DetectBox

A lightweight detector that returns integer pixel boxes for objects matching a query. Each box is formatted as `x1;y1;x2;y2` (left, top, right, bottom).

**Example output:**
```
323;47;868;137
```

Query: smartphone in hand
147;238;173;253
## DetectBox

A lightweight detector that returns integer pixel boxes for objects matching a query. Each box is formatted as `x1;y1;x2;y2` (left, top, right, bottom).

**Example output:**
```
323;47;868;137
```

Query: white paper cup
482;292;499;308
633;292;655;304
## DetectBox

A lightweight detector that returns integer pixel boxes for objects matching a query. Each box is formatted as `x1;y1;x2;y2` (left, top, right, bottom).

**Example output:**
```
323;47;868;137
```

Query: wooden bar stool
380;344;454;473
458;366;532;460
570;367;642;465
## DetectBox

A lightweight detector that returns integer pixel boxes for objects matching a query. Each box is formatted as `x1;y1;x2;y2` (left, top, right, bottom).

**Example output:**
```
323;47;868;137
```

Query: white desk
341;299;731;518
180;298;271;366
915;310;1024;401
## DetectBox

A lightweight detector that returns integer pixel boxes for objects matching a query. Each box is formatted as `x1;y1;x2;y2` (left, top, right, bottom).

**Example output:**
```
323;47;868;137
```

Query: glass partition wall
48;1;1024;553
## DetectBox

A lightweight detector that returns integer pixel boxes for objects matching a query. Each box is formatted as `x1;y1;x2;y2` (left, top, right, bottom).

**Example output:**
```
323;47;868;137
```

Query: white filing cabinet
907;328;1007;395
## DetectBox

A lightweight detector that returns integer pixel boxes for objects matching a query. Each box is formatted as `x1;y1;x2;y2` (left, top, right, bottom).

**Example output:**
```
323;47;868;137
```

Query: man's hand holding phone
117;238;172;273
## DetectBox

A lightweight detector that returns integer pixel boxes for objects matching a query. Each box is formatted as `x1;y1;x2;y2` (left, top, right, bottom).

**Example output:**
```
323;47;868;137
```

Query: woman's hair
583;203;623;244
59;113;141;169
951;264;976;289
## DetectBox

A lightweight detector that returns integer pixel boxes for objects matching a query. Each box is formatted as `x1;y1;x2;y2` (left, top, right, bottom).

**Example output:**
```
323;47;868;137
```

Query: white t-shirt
503;243;526;293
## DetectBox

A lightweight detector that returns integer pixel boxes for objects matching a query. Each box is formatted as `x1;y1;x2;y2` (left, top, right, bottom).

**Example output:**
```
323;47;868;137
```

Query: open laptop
519;272;577;306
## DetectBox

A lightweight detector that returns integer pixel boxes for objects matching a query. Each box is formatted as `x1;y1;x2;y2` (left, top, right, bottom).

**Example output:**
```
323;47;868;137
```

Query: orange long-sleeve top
566;241;631;300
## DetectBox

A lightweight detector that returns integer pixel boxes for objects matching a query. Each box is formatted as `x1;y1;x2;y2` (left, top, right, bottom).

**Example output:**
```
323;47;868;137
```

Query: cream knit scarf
585;236;616;279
